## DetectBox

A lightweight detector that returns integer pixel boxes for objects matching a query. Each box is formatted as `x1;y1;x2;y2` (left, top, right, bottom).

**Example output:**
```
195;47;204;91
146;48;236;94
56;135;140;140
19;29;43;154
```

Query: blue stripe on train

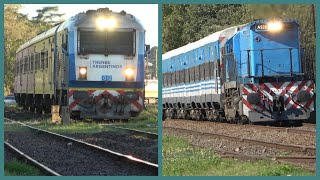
162;87;222;94
68;30;76;81
69;81;144;88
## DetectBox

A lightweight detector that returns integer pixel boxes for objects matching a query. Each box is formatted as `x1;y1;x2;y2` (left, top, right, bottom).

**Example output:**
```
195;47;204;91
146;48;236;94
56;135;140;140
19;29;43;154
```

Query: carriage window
35;53;40;70
23;56;28;73
30;54;34;71
19;59;22;74
79;30;135;55
41;52;45;69
45;51;48;68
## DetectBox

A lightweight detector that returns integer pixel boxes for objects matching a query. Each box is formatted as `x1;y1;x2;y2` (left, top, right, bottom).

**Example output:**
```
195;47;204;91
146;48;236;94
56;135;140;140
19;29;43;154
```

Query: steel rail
5;118;158;174
170;119;316;135
164;126;315;154
109;126;158;139
189;142;315;172
4;141;61;176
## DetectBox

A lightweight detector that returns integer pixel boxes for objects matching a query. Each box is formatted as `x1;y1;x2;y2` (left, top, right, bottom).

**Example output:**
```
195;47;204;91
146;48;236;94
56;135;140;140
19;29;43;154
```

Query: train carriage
162;19;315;124
14;8;148;120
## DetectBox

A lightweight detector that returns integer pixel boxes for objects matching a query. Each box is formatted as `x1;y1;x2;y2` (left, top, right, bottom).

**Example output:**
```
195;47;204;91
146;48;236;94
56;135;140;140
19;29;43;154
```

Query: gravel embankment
66;131;158;164
5;130;157;176
163;128;315;157
163;120;315;147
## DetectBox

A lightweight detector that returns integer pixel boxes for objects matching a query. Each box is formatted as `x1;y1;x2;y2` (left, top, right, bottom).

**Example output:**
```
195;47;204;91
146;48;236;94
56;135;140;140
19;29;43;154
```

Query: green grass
162;136;315;176
5;160;41;176
5;105;158;134
116;105;158;133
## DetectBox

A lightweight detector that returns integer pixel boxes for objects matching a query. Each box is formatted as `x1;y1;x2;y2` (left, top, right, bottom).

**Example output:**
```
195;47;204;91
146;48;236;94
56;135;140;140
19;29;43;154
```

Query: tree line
4;5;64;95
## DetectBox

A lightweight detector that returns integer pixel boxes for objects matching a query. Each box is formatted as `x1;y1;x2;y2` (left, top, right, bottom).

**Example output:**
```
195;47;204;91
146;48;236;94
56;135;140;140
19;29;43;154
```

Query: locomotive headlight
79;67;87;80
124;67;134;77
96;17;116;29
267;21;283;31
124;67;135;81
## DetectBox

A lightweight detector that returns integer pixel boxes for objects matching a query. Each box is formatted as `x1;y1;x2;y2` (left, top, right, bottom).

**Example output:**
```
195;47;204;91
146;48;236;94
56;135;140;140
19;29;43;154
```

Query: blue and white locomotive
162;19;315;124
14;8;148;119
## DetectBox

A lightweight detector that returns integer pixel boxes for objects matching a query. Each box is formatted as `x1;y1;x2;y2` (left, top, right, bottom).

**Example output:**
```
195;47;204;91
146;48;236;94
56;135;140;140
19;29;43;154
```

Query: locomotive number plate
102;75;112;81
256;24;268;31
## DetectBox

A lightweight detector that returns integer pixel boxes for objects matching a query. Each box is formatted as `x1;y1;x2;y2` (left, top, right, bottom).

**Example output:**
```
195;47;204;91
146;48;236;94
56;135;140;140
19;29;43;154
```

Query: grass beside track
5;105;158;134
162;136;315;176
4;160;41;176
116;104;158;133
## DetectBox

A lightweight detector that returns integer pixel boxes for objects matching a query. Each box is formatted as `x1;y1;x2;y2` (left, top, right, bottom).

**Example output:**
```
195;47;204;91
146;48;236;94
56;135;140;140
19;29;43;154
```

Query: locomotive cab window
78;29;136;56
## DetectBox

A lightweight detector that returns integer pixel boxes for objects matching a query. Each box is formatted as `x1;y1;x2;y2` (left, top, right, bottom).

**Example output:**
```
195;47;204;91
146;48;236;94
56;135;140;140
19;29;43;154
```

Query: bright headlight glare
124;68;134;77
267;22;283;31
79;67;87;75
96;17;116;29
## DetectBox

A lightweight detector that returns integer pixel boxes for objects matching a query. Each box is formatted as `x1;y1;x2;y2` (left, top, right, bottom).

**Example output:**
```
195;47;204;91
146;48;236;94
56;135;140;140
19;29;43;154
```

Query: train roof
162;18;298;61
162;25;239;60
16;8;144;53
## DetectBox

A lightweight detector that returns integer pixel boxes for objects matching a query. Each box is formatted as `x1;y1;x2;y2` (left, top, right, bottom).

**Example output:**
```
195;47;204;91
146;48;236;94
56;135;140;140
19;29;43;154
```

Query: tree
4;5;38;95
162;4;251;53
32;6;65;33
32;6;65;24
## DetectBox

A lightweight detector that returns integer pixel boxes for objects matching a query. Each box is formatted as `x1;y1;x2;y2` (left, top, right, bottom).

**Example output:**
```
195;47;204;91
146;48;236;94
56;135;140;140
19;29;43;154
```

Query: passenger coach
14;8;148;120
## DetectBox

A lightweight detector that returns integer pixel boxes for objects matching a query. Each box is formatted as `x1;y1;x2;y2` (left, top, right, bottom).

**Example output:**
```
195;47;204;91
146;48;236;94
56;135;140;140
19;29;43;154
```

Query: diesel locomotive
162;19;315;124
14;8;148;120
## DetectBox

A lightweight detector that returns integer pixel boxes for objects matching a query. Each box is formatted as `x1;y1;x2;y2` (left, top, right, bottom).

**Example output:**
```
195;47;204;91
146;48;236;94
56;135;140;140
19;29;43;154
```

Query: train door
50;38;54;92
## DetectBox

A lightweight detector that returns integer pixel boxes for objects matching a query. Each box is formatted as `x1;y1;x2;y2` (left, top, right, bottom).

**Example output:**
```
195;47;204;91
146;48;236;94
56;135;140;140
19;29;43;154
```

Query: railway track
107;126;158;139
164;126;315;171
170;119;315;135
5;142;61;176
164;126;315;155
302;123;316;128
215;149;315;172
5;118;158;176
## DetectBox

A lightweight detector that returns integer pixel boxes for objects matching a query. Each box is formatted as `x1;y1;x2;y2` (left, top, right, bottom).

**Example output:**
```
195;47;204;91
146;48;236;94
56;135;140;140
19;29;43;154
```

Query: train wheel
30;106;35;113
44;104;51;114
36;106;43;114
238;116;248;125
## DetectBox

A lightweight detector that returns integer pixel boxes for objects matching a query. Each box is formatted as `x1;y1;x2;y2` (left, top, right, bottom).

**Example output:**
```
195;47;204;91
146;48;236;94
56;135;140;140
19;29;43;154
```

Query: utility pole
155;48;158;79
312;4;316;38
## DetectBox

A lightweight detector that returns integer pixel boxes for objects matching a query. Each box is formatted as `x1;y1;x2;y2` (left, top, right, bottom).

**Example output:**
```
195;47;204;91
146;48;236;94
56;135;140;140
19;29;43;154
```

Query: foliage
162;4;316;78
117;104;158;132
5;160;41;176
4;5;63;95
162;136;315;176
162;4;251;53
4;5;38;95
32;6;65;33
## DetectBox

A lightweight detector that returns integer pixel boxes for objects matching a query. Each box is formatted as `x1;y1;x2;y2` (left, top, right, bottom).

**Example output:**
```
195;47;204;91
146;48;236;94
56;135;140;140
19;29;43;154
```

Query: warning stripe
246;84;273;106
304;94;315;109
242;86;271;113
288;82;314;109
242;80;314;113
69;90;96;110
68;90;144;112
284;80;309;107
116;90;143;111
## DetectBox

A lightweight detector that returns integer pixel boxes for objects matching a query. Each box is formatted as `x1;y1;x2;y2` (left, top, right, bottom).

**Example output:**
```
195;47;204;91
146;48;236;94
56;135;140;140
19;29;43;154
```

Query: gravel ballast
5;130;156;176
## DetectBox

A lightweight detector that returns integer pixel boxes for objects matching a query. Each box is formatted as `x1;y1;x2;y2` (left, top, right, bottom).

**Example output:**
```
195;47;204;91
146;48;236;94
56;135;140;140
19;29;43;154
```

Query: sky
19;4;158;47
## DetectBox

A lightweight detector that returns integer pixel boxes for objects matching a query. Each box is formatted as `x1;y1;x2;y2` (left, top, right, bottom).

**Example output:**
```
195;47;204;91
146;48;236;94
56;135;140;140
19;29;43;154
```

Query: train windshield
79;29;135;55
